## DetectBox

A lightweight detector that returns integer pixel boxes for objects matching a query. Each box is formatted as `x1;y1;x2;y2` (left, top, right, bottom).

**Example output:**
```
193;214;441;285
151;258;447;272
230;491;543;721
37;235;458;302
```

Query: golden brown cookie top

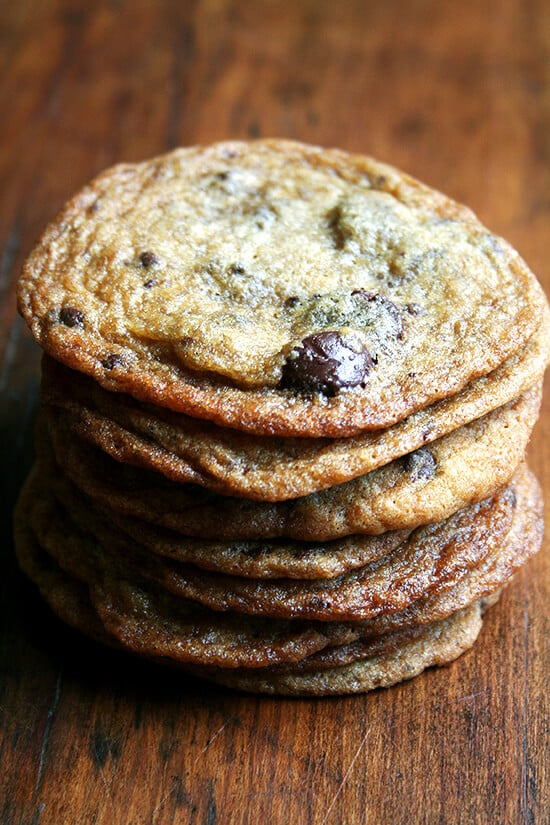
18;140;547;435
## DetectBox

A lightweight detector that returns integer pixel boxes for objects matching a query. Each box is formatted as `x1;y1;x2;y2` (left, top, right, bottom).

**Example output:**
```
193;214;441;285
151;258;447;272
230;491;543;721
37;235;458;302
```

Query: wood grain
1;0;549;822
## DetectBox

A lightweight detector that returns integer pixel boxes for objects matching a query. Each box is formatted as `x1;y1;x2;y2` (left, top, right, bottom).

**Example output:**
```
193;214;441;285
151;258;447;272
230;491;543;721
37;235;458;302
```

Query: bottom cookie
190;603;484;696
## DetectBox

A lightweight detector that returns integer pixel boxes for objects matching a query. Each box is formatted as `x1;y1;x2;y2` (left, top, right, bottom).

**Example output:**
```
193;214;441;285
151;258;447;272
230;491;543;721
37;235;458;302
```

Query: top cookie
18;140;546;436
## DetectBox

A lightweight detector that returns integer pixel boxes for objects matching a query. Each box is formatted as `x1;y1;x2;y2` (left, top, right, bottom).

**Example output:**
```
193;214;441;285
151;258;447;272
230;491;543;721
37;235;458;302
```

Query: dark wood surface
1;1;549;822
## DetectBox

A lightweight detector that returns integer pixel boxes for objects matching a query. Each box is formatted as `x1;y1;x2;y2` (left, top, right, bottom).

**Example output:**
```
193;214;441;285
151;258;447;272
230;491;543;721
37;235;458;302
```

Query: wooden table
1;1;548;822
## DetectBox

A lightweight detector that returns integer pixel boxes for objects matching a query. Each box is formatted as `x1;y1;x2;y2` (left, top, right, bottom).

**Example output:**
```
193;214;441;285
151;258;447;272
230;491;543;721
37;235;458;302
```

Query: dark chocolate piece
309;597;333;610
101;353;123;370
401;447;436;482
228;262;246;275
59;307;84;328
327;204;352;249
280;331;372;397
405;303;427;316
140;251;159;268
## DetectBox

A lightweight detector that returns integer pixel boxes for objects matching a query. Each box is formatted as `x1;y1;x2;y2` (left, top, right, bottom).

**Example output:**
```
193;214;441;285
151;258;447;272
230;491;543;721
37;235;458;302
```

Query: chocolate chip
59;307;85;328
101;353;123;370
285;296;300;308
327;204;352;249
401;448;436;482
140;251;159;268
405;303;427;316
309;597;332;610
351;291;404;339
228;262;246;275
280;331;373;397
143;278;157;289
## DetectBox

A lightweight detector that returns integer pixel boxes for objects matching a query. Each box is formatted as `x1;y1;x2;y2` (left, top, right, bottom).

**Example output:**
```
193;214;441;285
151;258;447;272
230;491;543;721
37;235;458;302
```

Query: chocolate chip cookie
14;139;549;697
43;385;541;540
14;463;542;694
18;140;547;437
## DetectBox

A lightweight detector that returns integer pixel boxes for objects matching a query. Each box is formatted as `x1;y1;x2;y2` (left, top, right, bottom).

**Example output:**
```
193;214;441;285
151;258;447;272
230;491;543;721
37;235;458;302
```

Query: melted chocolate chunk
280;331;373;397
285;296;300;308
59;306;84;328
401;447;436;482
140;251;159;268
101;353;123;370
351;291;404;339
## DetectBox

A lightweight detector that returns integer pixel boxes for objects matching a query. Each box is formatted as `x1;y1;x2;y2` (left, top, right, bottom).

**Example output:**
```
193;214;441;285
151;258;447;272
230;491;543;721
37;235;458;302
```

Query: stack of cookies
15;140;548;695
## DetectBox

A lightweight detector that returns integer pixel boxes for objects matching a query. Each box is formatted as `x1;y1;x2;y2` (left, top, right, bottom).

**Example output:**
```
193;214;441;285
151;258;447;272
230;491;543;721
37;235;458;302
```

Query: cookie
15;480;366;668
14;516;355;669
36;461;410;581
15;138;548;697
18;140;547;437
14;463;543;692
193;605;484;696
22;462;542;643
11;482;489;671
103;483;515;621
26;464;518;622
43;385;541;540
13;473;475;670
40;305;549;499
